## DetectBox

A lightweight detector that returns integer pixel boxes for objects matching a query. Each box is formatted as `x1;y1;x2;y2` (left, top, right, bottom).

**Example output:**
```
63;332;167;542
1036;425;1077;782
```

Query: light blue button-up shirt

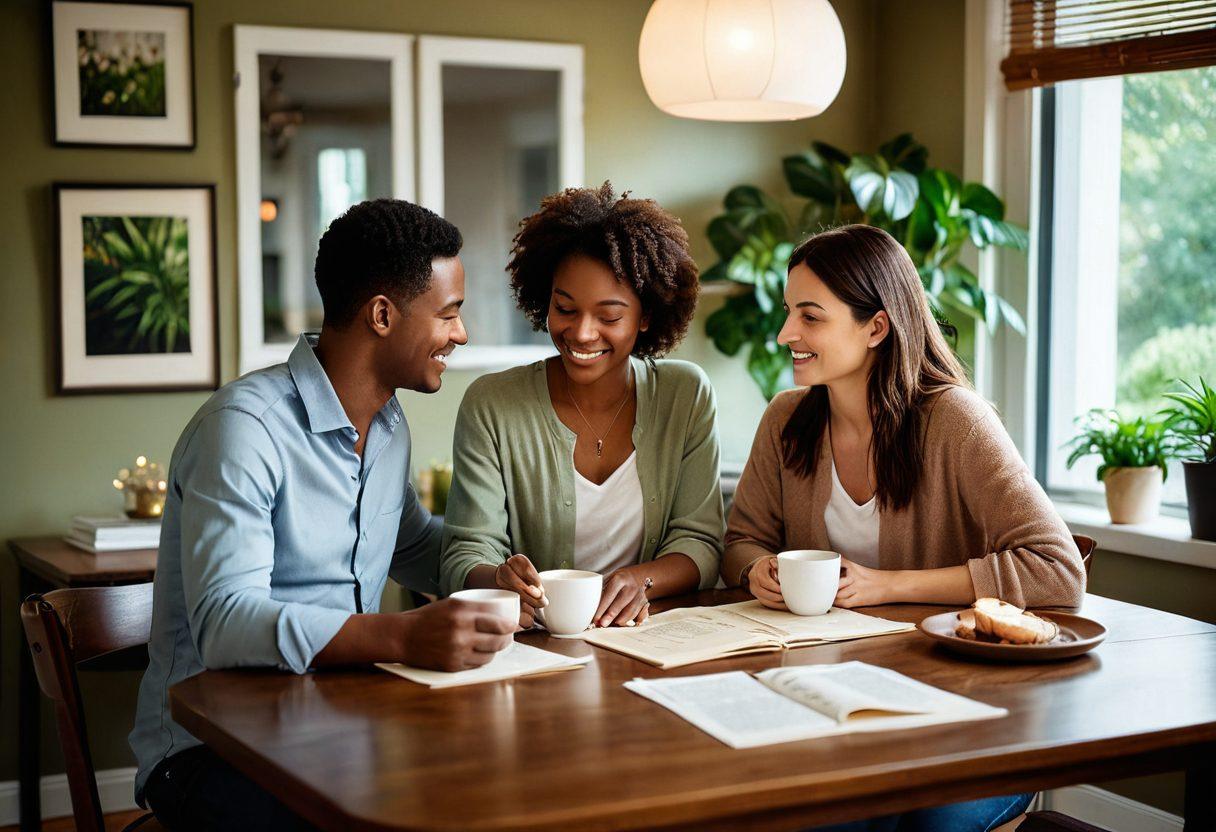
129;334;441;802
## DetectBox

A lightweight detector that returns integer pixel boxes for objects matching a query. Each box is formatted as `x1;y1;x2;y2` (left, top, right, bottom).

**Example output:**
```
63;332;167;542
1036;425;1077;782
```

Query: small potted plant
1065;409;1175;524
1161;377;1216;541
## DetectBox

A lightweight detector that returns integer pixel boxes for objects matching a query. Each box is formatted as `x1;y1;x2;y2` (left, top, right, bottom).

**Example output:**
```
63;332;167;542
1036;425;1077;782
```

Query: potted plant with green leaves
1065;409;1176;525
703;133;1028;400
1161;377;1216;541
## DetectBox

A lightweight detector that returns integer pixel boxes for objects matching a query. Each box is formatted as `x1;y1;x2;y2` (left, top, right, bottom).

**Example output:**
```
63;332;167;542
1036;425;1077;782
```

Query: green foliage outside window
1117;67;1216;415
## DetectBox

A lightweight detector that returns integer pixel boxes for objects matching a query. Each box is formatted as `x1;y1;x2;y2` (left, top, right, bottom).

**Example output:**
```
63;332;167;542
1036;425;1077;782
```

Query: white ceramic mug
777;550;841;616
536;569;601;635
450;588;521;630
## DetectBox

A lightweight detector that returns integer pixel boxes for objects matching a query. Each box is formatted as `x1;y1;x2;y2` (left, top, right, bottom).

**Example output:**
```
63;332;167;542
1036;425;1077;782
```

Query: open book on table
376;642;590;689
625;661;1007;748
581;601;915;669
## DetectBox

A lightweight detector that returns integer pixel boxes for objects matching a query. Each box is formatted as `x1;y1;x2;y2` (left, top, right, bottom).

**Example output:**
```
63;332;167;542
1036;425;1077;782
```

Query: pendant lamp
639;0;846;122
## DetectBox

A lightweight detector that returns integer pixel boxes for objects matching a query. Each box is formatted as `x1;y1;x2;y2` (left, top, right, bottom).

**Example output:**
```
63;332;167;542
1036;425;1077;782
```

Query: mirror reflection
441;64;560;348
259;55;392;342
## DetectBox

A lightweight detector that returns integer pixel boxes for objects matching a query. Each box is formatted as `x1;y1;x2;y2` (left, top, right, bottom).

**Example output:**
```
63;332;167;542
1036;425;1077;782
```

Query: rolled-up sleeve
177;408;350;673
439;392;513;596
655;369;724;589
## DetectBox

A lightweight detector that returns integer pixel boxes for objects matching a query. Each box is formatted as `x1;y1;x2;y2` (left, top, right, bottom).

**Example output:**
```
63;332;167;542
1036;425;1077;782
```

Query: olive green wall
0;0;882;786
1;0;1206;822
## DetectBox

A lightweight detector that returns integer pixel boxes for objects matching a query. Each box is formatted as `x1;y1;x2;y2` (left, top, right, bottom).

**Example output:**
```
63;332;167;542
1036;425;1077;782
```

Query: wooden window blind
1001;0;1216;90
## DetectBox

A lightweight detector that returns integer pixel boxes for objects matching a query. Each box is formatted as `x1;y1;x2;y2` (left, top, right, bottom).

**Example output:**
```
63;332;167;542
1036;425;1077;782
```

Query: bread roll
972;597;1059;644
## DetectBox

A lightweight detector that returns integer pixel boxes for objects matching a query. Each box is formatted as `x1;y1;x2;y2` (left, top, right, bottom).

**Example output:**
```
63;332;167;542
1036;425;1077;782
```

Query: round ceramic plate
918;609;1107;662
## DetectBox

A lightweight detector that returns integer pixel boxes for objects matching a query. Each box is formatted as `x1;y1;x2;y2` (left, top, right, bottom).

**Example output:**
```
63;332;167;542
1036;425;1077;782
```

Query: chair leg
18;571;43;832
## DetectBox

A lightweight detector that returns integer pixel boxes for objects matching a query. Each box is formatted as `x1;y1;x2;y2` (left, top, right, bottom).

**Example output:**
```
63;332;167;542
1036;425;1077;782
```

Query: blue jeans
811;792;1034;832
145;745;318;831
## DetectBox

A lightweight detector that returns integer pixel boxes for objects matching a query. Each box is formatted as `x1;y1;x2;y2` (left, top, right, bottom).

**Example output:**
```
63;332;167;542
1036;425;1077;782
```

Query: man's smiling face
389;255;468;393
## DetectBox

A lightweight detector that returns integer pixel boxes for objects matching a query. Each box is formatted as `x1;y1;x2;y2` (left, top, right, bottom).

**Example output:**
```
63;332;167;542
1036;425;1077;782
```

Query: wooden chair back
20;583;155;832
1073;534;1096;578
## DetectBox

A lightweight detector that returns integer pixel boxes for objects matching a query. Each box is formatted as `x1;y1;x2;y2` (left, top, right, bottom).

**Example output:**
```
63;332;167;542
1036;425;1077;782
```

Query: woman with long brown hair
722;224;1083;829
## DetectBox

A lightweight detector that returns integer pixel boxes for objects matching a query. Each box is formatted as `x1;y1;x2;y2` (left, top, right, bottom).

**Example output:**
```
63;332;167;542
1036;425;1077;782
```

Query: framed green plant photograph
55;183;217;393
51;1;195;148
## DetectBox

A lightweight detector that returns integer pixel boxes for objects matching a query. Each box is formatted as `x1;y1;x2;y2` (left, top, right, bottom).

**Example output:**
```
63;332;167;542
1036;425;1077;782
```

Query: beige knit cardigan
723;385;1086;608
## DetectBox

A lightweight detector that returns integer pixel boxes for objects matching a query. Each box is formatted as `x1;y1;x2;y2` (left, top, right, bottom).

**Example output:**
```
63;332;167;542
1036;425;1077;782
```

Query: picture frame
50;0;196;149
54;183;218;394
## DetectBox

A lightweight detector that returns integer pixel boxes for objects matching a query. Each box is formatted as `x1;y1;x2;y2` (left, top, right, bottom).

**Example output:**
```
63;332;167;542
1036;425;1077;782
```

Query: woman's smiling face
547;253;647;385
777;262;885;387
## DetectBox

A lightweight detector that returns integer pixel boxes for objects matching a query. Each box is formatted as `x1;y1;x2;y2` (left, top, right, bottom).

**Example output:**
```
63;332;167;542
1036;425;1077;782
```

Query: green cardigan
439;357;725;596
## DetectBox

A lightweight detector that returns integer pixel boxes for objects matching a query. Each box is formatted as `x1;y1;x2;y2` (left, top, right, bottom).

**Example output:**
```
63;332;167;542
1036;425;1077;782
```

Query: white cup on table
536;569;601;635
777;550;841;616
449;589;521;657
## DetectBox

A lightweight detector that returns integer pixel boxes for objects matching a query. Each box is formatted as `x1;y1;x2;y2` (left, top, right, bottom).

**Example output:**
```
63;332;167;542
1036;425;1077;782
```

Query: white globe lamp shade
639;0;846;122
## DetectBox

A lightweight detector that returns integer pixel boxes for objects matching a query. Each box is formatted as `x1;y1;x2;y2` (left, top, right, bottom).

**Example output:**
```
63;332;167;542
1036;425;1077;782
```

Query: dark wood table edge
169;671;1216;832
11;537;157;586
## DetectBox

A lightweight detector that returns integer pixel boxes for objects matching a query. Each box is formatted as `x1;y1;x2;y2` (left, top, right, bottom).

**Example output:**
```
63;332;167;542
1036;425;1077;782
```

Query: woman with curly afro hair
440;183;724;629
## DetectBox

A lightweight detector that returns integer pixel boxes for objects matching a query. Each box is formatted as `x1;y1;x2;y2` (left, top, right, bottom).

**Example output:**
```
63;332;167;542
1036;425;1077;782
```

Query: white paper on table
376;642;592;688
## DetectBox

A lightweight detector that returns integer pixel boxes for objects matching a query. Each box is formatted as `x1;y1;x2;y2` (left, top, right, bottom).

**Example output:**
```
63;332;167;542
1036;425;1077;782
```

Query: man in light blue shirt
130;199;513;830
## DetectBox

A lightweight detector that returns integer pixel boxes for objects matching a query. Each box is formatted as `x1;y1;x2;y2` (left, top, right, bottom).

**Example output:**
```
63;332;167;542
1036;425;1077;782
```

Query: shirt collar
288;334;355;434
288;333;406;435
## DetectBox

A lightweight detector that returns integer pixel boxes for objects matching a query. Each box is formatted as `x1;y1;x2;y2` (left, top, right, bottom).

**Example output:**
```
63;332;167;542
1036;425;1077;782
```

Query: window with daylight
1043;66;1216;508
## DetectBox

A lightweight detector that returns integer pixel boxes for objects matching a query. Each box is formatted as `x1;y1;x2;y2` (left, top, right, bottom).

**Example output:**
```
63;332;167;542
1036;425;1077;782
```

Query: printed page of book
756;662;1007;726
376;642;591;688
625;671;840;748
627;662;1007;748
582;607;782;669
716;600;916;646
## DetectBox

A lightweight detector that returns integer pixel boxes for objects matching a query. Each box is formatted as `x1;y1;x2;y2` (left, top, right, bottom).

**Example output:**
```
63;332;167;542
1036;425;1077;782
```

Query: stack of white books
65;516;161;553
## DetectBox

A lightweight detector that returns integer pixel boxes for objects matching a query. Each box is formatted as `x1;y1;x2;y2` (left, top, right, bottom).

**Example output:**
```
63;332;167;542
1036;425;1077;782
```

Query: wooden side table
10;537;157;832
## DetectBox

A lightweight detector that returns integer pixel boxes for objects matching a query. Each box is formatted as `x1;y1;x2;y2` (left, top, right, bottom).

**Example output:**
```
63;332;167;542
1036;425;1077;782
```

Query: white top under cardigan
573;451;646;575
824;460;881;567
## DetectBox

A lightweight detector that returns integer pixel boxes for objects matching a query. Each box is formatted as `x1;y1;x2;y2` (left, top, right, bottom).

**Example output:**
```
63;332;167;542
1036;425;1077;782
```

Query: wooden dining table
169;590;1216;831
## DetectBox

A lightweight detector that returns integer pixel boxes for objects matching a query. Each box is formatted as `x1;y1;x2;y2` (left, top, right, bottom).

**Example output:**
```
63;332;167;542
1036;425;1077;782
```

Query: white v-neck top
824;460;880;567
573;451;645;575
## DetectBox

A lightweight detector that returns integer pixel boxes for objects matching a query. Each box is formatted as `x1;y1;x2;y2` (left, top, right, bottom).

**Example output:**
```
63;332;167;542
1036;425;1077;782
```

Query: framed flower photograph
50;0;195;148
54;183;217;393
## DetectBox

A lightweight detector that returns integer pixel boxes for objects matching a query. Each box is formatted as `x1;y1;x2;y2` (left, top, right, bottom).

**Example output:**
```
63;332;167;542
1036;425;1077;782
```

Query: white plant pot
1102;466;1163;524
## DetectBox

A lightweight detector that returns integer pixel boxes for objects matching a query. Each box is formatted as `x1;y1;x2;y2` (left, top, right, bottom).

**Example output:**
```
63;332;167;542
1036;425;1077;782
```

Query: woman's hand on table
744;555;787;610
594;568;651;628
494;553;546;628
834;557;892;608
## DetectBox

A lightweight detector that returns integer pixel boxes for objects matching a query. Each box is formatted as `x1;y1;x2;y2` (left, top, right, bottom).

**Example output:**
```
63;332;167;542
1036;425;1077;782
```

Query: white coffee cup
536;569;601;635
450;588;521;631
777;550;841;616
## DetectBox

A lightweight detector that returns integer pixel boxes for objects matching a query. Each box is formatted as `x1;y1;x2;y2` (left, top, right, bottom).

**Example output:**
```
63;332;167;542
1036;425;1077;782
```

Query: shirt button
564;500;572;507
649;497;656;503
350;474;357;481
649;537;657;544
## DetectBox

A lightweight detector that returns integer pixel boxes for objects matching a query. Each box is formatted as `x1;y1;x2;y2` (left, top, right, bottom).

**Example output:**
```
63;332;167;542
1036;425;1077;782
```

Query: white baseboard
0;767;138;825
1043;785;1184;832
0;772;1185;830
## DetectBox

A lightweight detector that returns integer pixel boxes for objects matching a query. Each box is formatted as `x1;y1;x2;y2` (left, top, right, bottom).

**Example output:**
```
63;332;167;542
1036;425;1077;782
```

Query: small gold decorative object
113;455;168;519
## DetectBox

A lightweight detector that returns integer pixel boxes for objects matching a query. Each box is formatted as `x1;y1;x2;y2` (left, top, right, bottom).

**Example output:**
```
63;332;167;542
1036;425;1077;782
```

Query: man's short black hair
314;198;462;327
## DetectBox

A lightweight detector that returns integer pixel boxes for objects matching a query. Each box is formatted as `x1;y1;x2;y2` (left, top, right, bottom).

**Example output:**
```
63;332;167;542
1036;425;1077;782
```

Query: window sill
1054;500;1216;570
